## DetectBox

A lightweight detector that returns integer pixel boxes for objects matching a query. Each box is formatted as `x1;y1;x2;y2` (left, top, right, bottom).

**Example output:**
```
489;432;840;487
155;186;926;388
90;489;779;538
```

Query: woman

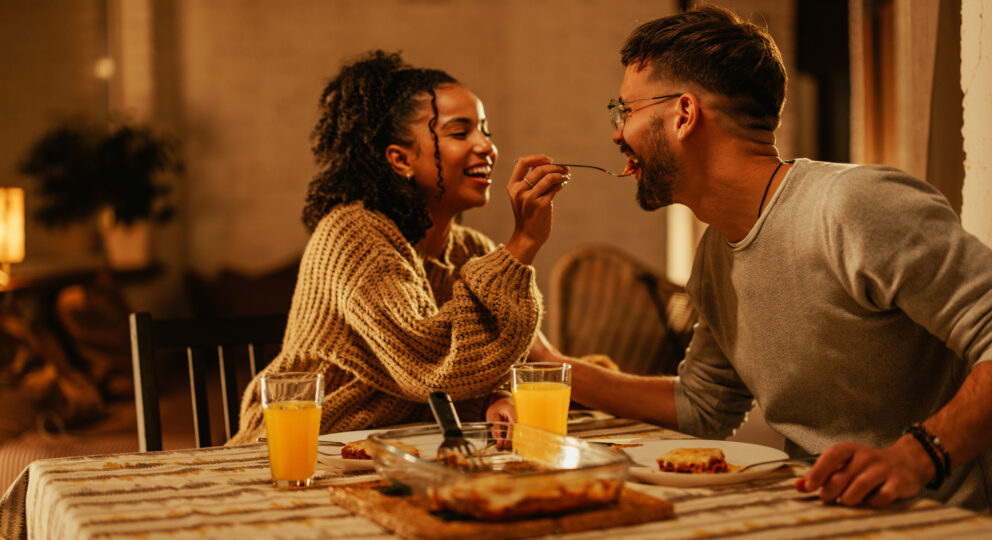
228;50;570;443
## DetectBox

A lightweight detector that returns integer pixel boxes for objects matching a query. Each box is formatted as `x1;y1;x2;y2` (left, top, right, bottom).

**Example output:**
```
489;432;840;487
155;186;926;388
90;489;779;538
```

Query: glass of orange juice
261;372;324;488
510;362;571;435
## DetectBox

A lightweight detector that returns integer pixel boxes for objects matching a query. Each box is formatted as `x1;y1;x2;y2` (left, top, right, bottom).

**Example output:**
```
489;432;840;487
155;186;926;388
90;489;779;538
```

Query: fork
555;163;633;177
428;391;483;471
256;437;345;447
736;454;820;472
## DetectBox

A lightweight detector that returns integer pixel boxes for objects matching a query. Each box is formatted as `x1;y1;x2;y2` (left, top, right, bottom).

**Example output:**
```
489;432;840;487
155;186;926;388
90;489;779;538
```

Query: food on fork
341;439;419;460
622;158;639;176
657;447;737;473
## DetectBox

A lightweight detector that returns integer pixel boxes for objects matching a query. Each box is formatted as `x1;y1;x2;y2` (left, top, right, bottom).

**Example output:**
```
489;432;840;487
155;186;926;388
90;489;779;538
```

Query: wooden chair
129;312;286;451
549;246;696;376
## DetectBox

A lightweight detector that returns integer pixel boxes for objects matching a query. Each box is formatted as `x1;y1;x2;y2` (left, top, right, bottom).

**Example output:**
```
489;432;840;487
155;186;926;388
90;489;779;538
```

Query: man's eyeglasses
607;93;682;131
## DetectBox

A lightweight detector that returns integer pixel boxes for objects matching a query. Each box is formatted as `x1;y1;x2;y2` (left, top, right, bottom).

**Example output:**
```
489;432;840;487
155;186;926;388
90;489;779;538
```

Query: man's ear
385;144;416;177
674;93;701;141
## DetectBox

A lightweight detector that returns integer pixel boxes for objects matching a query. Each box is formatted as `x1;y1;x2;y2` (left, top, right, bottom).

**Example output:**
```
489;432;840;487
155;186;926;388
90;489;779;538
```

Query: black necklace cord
758;159;794;218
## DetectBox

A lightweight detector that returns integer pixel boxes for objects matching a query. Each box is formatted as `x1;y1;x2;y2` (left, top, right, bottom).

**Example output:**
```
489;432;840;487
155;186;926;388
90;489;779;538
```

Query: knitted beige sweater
228;202;542;445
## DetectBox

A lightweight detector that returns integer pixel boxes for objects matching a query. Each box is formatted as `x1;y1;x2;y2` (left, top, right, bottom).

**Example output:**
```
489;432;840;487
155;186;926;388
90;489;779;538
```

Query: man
562;5;992;511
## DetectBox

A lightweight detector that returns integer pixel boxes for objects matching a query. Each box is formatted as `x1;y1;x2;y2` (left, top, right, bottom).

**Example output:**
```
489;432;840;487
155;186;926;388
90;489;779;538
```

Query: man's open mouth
622;157;640;176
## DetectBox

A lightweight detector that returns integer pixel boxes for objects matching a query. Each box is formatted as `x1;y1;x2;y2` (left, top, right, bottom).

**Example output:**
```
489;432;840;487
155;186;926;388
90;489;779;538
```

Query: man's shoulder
791;159;940;211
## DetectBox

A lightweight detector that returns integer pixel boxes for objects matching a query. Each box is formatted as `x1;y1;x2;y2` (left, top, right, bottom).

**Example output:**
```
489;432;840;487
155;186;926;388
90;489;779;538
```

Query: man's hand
798;435;935;508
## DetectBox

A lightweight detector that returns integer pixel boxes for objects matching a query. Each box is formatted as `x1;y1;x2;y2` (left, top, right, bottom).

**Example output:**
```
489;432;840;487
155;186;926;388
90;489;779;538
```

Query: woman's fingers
510;155;553;190
519;164;571;196
504;156;569;264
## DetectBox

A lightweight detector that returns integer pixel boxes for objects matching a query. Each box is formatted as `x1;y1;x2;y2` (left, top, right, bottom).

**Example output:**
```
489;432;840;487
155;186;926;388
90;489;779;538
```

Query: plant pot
98;208;150;270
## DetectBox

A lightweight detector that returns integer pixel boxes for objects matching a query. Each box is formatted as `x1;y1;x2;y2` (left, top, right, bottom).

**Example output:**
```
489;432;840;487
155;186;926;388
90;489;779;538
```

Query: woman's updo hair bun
304;50;457;243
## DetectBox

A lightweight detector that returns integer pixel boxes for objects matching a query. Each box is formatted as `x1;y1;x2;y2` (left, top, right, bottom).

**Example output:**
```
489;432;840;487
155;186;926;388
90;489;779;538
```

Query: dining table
1;413;990;539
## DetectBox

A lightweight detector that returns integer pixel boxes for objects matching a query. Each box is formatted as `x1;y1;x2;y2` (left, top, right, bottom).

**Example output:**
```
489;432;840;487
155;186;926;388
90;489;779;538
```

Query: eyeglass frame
607;93;682;131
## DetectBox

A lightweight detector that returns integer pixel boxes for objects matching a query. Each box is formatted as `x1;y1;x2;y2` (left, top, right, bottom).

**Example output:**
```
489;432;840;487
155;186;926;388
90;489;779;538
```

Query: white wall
4;1;805;317
173;0;677;293
171;0;802;299
961;0;992;245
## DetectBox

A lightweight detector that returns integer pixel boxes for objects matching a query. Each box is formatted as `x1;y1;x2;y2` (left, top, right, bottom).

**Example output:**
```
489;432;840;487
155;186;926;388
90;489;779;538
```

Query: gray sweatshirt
675;158;992;511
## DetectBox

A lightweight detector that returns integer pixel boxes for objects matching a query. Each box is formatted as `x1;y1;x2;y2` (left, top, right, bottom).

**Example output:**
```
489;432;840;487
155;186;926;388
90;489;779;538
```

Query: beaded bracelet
903;423;951;490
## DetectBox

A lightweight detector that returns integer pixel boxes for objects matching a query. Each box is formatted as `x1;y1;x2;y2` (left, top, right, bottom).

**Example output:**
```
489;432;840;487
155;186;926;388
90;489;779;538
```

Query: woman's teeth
465;165;492;177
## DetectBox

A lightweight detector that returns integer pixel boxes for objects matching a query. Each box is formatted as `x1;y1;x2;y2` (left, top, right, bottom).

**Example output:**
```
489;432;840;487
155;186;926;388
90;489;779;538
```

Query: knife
567;418;648;435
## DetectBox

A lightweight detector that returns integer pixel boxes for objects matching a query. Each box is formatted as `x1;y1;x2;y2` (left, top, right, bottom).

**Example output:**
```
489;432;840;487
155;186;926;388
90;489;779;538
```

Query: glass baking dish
368;421;630;520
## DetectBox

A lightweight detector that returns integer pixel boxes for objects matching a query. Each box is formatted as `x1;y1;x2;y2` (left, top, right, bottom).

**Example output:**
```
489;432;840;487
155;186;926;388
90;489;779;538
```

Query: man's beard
635;120;680;211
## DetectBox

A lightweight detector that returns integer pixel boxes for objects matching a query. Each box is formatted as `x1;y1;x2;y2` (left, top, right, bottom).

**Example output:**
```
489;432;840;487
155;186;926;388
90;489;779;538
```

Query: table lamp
0;187;25;290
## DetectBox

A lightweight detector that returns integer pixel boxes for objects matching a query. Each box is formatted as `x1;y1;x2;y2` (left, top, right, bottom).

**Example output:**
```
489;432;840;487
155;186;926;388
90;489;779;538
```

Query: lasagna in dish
341;439;419;460
657;447;730;473
429;474;621;520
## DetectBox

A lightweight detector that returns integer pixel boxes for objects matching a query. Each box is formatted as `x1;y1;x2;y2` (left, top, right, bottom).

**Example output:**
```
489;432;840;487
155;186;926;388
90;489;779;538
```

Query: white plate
567;409;613;424
318;455;377;471
624;440;789;487
316;414;615;470
317;428;385;456
317;428;385;470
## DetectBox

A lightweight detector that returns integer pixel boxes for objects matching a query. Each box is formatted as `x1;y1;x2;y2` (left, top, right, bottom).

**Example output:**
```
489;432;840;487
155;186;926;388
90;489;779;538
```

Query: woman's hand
486;392;516;449
505;155;570;265
486;394;516;424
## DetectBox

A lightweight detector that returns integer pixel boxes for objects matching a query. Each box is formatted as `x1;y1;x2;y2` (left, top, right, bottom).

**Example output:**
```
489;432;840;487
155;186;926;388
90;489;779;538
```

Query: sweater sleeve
822;168;992;367
340;214;542;402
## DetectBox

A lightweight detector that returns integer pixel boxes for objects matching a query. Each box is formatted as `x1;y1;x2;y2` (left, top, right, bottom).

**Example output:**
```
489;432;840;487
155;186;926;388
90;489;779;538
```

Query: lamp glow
0;187;25;289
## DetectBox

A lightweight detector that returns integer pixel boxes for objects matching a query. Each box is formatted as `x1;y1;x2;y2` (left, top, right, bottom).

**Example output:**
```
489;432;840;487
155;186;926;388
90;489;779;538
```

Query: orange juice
512;382;571;435
263;400;321;485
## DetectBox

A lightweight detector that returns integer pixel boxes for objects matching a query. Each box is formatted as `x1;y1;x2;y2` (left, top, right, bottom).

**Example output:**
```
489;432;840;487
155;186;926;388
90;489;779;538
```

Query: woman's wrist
505;235;538;265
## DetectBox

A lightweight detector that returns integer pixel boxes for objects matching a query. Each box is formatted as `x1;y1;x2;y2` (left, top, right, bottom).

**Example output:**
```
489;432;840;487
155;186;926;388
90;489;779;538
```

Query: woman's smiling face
406;83;498;217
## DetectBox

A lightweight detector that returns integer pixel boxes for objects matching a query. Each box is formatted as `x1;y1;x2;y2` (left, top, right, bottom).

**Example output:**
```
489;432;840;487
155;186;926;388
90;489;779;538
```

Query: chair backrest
129;312;286;452
549;246;696;376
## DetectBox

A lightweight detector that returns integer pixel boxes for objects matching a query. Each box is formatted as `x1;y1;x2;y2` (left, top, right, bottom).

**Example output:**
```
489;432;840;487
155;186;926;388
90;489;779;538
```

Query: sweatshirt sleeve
674;262;755;439
822;168;992;367
340;215;542;402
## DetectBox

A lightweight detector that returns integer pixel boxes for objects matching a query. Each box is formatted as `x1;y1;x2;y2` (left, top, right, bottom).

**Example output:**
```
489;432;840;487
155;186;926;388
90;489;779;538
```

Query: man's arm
518;334;679;427
801;360;992;507
564;358;679;429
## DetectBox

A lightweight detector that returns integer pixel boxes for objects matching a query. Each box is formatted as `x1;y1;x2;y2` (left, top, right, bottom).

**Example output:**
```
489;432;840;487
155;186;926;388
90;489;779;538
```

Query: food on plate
435;447;472;468
434;447;551;472
429;474;622;520
341;439;419;460
608;443;643;450
657;447;737;473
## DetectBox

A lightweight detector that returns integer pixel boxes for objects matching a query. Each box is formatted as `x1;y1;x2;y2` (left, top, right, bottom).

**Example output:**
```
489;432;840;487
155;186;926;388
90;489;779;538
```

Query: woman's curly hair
303;50;457;243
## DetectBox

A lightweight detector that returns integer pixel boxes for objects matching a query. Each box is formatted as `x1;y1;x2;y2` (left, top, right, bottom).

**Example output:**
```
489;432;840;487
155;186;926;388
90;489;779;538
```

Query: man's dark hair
304;50;457;242
621;4;787;131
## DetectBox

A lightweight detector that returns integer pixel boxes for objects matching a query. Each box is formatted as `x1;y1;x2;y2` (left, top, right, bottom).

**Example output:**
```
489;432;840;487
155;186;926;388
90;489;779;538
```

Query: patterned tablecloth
1;418;990;539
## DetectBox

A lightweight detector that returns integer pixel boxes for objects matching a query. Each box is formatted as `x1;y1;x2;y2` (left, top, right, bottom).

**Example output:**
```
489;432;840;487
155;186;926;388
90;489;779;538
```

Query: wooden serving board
328;481;674;540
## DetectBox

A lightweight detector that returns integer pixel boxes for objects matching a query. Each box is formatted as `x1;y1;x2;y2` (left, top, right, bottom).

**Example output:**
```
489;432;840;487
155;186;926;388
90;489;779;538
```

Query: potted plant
19;117;182;269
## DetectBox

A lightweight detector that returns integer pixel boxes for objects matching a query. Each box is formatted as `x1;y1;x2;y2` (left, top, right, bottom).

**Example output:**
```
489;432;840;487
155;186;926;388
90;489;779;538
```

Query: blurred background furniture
549;245;784;450
550;245;695;376
0;264;296;492
130;311;286;452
